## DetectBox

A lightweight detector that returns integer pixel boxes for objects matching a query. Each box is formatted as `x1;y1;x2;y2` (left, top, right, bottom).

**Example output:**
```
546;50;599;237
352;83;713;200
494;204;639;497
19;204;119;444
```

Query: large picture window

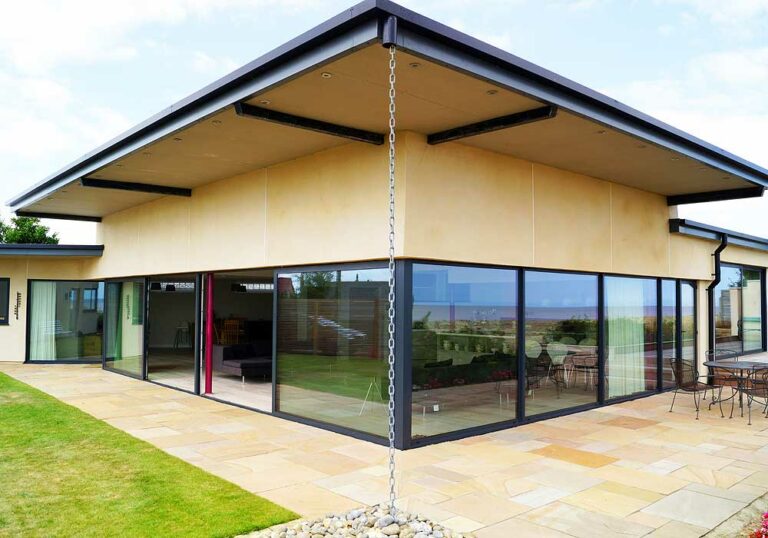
411;263;517;439
28;281;104;361
524;271;598;416
714;265;764;354
276;266;389;437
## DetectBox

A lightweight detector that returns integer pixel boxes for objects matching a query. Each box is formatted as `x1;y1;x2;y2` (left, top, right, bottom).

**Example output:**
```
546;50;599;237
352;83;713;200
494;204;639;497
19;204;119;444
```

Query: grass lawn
0;372;297;538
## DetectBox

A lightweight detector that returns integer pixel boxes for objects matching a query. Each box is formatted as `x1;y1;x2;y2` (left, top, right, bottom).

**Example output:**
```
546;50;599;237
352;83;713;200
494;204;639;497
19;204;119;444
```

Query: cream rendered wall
84;141;402;279
0;257;86;362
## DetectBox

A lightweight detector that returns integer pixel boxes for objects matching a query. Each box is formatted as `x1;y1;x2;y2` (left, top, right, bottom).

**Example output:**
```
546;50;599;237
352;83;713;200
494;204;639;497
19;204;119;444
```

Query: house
2;0;768;449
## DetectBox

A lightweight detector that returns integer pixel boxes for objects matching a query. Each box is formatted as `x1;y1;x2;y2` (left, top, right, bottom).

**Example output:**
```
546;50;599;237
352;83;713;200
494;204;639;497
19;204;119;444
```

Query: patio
3;362;768;537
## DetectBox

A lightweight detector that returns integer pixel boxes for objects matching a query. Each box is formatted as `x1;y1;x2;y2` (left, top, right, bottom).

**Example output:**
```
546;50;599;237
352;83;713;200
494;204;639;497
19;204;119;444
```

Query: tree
0;216;59;244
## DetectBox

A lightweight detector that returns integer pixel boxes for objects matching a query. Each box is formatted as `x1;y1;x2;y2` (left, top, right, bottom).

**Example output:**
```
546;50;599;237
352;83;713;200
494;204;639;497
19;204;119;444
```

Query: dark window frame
0;277;9;326
712;262;766;356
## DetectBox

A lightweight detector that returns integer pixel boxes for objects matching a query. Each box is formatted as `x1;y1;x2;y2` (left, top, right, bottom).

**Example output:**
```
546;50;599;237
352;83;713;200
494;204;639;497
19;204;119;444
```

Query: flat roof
669;219;768;253
9;0;768;219
0;244;104;257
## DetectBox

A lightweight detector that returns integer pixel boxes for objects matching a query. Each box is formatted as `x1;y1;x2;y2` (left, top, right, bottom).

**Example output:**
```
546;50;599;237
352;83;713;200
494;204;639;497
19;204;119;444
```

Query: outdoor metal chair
742;368;768;426
669;357;726;420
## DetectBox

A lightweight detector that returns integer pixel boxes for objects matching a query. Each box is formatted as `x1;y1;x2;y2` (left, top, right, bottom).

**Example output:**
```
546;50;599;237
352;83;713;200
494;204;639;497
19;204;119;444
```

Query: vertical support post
597;274;606;404
204;272;214;394
194;273;203;395
656;279;663;392
675;280;683;359
516;270;526;421
394;260;411;449
761;270;767;352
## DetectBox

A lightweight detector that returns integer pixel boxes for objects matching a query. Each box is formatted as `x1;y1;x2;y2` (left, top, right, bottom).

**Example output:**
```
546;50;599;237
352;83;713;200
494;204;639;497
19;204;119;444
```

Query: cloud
659;0;768;39
191;51;240;76
603;44;768;235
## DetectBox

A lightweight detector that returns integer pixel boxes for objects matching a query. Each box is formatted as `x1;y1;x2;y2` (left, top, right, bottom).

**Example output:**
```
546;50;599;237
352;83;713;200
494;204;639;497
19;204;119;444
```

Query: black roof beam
667;186;764;206
80;178;192;197
427;105;557;145
234;102;385;145
15;211;102;223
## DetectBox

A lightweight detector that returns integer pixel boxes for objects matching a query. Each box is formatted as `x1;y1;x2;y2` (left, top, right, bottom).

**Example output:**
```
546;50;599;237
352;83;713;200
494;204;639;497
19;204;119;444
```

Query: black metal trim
381;14;398;47
26;359;102;365
516;269;525;421
394;260;411;449
0;277;9;326
667;187;764;206
656;279;664;392
675;279;683;376
762;270;767;353
427;105;557;145
80;177;192;197
194;273;203;395
597;273;606;404
272;269;278;414
15;211;102;223
670;218;768;253
234;102;384;145
0;244;104;257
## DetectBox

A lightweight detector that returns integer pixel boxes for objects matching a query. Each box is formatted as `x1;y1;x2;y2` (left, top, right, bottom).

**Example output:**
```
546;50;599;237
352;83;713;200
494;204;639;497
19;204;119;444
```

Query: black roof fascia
0;244;105;257
670;218;768;253
10;0;768;210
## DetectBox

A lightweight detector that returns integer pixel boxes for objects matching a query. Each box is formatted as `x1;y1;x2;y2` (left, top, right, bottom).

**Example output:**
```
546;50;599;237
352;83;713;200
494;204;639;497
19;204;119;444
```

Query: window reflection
411;264;517;439
524;271;598;416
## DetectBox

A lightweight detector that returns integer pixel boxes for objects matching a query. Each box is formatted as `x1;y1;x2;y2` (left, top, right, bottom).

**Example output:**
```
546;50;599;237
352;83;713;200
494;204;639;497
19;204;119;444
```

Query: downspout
707;233;729;352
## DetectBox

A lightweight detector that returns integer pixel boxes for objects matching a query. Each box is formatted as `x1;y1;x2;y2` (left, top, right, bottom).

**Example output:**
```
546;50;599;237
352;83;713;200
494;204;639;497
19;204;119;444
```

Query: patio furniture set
669;350;768;425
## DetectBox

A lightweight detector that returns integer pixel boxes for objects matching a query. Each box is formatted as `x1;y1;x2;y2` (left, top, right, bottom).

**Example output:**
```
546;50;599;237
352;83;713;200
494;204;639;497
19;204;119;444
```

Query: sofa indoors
212;340;272;379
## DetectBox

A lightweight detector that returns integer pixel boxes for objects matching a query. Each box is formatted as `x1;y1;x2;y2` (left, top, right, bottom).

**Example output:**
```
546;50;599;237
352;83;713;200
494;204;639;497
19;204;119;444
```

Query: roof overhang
0;244;104;257
9;0;768;220
670;218;768;253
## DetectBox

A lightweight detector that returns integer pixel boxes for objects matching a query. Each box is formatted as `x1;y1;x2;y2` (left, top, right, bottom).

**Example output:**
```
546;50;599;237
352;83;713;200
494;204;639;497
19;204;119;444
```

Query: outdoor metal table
703;360;767;416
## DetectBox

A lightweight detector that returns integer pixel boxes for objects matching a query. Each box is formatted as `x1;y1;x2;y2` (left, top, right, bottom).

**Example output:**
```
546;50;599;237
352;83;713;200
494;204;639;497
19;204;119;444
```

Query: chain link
386;43;397;514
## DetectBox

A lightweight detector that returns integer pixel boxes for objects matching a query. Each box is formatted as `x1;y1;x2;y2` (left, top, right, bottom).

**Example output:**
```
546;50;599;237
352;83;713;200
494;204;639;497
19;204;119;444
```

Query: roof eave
0;244;105;257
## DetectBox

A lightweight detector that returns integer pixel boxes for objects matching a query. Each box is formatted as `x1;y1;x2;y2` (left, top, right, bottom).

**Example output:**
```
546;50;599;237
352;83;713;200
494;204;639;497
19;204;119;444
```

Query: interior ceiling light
142;151;152;157
486;89;498;95
212;119;222;126
320;72;333;79
670;156;679;161
259;99;271;105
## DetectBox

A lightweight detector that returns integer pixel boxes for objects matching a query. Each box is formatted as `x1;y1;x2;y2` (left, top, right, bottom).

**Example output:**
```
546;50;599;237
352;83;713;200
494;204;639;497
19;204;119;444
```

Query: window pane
0;279;8;324
28;281;104;361
681;282;696;361
714;266;743;353
524;271;598;416
276;268;389;436
104;280;146;376
411;264;517;439
605;277;658;399
743;269;763;352
660;280;676;388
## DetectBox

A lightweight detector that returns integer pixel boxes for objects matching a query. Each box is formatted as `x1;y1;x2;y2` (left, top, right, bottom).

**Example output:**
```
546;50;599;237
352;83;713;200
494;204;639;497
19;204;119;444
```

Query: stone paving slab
3;362;768;537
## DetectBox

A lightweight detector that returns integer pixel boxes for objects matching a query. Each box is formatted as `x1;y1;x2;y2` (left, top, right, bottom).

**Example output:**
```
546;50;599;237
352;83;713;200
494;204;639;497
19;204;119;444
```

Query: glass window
715;265;764;354
28;281;104;361
104;280;146;376
681;282;696;361
524;271;598;416
660;280;676;388
276;267;389;436
411;264;517;439
743;269;763;352
605;277;658;399
0;278;9;325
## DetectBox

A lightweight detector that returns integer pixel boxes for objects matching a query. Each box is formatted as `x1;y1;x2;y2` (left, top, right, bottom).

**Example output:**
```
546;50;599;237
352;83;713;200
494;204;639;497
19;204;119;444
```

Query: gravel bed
241;504;474;538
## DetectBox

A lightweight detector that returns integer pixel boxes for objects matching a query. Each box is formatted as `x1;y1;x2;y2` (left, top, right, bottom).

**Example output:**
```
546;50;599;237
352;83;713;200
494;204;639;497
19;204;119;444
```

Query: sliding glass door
104;279;146;377
714;265;764;355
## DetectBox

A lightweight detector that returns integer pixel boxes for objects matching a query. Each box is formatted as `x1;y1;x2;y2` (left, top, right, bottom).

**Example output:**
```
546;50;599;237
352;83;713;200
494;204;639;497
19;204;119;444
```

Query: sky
0;0;766;243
